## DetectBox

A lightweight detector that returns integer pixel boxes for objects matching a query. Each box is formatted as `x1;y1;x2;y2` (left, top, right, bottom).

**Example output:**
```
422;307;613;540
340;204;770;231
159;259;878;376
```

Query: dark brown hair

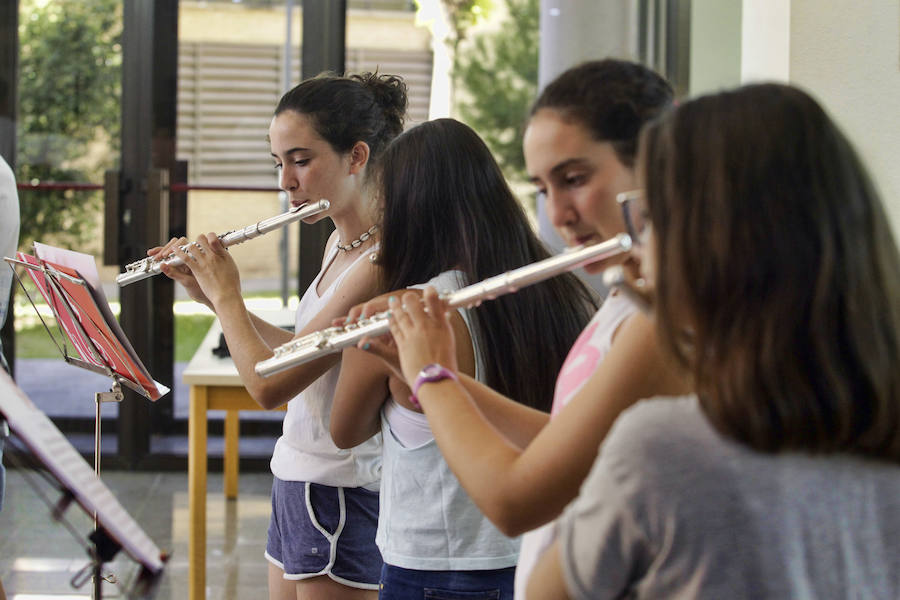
275;71;407;171
642;83;900;461
530;59;673;167
375;118;597;411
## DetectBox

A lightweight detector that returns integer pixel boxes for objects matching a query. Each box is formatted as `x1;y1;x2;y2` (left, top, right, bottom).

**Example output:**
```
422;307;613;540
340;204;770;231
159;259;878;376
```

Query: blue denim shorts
379;564;516;600
265;478;382;589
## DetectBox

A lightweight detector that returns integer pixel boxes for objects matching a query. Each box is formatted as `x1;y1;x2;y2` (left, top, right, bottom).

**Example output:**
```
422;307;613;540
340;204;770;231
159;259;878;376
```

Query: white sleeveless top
269;241;382;490
515;290;637;598
376;270;520;570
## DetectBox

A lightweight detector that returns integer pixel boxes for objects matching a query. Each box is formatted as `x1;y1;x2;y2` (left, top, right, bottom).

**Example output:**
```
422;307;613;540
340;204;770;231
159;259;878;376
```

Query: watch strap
410;363;458;408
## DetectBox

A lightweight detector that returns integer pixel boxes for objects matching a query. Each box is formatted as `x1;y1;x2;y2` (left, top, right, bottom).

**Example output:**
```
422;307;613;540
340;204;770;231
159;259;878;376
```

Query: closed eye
564;173;587;187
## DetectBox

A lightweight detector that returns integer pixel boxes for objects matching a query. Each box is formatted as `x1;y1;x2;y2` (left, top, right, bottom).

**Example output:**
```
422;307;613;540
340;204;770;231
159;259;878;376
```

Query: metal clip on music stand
4;248;165;598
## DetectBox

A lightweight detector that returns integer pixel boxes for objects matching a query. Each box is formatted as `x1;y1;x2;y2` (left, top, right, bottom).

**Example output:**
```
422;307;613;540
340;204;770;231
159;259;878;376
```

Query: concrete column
538;0;635;91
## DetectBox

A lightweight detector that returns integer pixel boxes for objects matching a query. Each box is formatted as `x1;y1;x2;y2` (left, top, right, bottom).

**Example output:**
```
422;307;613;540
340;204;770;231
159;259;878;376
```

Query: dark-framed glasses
616;189;649;245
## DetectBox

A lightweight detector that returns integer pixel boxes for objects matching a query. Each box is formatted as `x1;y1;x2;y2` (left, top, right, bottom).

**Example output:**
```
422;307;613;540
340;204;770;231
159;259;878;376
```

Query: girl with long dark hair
351;59;691;598
330;118;596;598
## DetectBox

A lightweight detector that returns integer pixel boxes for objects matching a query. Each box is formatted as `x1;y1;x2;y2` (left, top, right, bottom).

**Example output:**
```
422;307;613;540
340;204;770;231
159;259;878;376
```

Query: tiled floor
0;468;273;599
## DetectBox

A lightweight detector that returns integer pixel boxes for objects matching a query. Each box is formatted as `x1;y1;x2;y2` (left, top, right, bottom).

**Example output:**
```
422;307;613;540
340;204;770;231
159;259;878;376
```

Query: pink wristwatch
410;363;458;408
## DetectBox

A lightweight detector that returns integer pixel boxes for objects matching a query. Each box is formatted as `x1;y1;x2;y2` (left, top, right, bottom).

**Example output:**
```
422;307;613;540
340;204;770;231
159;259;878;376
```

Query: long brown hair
642;83;900;461
375;118;597;411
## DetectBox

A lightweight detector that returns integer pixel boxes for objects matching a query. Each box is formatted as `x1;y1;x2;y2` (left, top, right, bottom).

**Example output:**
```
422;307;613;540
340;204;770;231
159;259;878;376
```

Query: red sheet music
16;250;165;401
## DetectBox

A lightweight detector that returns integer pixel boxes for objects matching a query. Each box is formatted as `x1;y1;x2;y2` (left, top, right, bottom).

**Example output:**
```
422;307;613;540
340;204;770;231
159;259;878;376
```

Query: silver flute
255;233;632;377
116;199;330;286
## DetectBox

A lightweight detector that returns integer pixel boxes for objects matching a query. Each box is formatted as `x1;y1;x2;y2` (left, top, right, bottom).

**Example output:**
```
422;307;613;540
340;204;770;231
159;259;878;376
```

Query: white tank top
515;290;637;598
376;270;520;570
269;241;382;490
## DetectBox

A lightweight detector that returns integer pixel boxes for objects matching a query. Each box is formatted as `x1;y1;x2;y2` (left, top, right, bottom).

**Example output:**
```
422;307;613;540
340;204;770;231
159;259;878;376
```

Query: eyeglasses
616;189;649;245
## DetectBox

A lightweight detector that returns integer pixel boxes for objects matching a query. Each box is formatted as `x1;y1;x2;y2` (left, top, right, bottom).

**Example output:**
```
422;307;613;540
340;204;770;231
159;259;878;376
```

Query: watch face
421;364;445;380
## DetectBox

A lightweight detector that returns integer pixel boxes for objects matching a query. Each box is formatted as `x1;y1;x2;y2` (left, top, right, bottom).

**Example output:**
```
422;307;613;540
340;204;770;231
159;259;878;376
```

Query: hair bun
353;72;408;140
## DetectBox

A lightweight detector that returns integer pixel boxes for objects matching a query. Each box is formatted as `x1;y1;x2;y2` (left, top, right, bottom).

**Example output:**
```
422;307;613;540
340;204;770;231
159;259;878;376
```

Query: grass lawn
16;313;216;362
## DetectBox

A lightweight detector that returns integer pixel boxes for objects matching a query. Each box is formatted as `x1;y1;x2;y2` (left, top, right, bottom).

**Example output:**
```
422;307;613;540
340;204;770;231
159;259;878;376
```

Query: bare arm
391;288;690;536
172;232;381;410
246;312;295;348
155;235;296;359
331;288;477;448
454;373;550;450
330;346;392;448
527;542;571;600
350;294;550;450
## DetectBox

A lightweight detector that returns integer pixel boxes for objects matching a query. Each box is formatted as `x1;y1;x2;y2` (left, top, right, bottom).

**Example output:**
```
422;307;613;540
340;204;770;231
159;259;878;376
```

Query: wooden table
183;310;292;600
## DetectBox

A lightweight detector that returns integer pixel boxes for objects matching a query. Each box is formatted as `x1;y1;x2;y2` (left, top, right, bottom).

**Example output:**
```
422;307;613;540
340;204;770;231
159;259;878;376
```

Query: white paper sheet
0;370;165;573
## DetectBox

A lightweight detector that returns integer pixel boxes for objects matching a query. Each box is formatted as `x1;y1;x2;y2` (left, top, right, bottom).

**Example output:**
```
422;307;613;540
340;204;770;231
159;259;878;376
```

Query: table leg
224;410;239;499
189;385;208;600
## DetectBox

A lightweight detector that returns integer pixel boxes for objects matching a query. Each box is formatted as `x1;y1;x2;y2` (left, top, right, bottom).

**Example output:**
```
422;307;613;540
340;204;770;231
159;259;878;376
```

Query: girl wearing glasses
353;59;690;598
518;83;900;597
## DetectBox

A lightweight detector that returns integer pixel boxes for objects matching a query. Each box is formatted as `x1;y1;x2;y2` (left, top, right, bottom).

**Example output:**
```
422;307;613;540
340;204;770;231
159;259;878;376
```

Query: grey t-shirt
559;395;900;599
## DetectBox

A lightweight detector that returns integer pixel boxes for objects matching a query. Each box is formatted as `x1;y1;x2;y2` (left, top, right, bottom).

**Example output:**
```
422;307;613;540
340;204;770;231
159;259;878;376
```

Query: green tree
440;0;494;58
455;0;538;184
16;0;122;249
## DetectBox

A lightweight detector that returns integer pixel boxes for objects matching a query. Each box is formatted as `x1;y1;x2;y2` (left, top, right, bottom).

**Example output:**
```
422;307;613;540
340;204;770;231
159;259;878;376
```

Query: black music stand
4;244;167;596
0;369;167;598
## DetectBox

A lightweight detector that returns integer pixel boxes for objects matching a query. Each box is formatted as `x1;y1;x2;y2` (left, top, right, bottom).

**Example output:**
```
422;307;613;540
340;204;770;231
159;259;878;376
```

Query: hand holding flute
387;288;461;389
160;231;243;312
118;199;330;287
135;199;329;309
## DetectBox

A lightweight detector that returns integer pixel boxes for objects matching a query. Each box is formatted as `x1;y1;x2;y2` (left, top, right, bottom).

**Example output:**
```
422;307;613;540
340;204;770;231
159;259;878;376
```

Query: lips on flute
116;199;330;287
255;233;633;378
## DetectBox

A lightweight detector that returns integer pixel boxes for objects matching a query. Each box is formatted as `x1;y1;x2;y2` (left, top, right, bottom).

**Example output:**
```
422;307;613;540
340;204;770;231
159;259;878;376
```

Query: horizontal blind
177;41;433;185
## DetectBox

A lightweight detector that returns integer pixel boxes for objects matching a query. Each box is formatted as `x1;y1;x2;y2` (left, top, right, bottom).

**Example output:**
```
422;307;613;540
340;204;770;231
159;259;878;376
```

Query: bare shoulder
333;252;382;308
612;312;657;350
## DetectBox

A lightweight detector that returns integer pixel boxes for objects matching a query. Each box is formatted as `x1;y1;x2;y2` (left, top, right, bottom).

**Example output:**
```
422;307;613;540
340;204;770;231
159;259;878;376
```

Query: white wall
787;0;900;237
691;0;900;237
689;0;742;96
741;0;790;83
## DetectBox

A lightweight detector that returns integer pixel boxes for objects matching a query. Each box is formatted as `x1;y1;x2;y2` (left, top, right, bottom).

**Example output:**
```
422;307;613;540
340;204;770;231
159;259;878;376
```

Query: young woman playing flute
349;59;691;598
153;72;407;600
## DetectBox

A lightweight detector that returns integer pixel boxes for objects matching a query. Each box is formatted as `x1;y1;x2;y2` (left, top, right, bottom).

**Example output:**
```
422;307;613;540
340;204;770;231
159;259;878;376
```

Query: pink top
550;291;636;416
515;290;637;598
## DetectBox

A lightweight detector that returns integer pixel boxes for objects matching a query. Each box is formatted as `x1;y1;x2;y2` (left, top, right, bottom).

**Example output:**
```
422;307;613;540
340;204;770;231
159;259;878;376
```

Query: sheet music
14;253;98;363
32;244;129;362
18;245;169;400
0;370;165;573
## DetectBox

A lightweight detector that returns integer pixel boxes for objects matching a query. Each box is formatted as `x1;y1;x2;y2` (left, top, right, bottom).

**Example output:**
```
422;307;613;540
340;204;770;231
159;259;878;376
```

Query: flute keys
123;258;153;274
